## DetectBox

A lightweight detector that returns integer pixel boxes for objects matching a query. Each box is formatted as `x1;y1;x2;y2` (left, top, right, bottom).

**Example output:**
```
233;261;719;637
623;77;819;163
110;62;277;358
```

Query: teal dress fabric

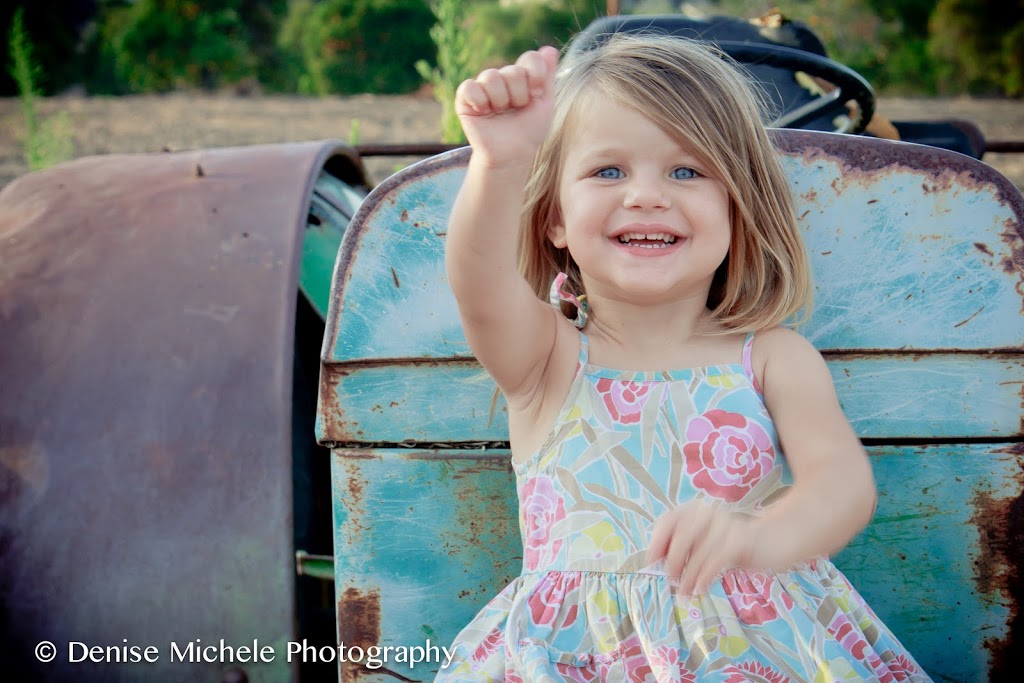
437;332;932;682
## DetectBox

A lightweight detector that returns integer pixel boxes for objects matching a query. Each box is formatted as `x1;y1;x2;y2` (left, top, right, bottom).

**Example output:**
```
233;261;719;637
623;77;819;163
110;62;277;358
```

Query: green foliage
7;8;73;171
241;0;291;91
276;0;318;94
97;0;256;92
281;0;436;96
3;0;1020;97
466;0;601;66
927;0;1024;95
416;0;483;144
0;1;94;96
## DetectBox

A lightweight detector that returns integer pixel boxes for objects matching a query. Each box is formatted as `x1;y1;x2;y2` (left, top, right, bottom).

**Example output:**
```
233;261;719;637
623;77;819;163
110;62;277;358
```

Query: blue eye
672;167;698;180
595;167;623;179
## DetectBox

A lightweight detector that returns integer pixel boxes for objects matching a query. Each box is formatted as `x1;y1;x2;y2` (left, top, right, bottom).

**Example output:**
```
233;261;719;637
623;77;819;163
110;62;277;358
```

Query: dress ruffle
439;561;929;682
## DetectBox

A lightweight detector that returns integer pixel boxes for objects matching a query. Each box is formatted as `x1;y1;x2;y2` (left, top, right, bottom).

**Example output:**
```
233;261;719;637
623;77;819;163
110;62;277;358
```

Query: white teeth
617;231;678;245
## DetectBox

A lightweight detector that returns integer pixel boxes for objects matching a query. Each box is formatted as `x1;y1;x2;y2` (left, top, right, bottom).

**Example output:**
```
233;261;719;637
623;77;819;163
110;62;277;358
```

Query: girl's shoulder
751;326;833;399
751;324;822;362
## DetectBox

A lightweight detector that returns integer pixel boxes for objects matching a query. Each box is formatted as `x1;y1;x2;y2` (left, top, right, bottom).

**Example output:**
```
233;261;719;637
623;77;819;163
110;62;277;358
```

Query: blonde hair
518;34;812;331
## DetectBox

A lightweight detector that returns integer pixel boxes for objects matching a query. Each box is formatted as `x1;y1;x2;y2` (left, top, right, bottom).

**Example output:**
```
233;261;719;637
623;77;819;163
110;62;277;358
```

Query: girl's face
548;99;731;308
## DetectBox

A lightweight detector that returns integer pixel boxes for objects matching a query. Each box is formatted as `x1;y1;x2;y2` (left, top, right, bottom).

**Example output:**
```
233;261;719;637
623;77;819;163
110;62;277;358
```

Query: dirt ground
0;93;1022;192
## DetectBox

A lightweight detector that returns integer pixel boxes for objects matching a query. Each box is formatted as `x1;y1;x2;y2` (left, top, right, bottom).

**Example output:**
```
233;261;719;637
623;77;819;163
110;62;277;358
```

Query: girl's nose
624;180;670;209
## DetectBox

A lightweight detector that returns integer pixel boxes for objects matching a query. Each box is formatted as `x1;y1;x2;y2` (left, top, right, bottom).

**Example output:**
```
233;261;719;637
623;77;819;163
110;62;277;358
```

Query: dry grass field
0;93;1021;191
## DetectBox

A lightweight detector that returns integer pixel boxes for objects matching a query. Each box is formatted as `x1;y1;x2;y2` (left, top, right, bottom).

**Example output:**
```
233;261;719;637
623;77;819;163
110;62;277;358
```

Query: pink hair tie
549;272;589;329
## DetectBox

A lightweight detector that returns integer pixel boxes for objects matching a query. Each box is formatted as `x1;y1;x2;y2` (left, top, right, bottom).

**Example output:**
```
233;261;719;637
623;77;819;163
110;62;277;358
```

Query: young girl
438;34;931;682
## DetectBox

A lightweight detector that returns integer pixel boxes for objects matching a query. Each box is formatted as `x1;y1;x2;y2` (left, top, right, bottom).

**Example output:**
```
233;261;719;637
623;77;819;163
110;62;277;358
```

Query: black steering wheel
713;41;875;134
567;16;876;135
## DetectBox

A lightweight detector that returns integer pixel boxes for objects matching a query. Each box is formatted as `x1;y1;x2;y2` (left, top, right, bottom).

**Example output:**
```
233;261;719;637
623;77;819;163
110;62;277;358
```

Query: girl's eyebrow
574;142;701;161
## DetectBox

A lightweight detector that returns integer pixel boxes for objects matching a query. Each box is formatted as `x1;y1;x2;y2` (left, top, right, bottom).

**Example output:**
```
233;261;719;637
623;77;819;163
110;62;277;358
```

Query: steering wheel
566;17;877;135
713;41;875;134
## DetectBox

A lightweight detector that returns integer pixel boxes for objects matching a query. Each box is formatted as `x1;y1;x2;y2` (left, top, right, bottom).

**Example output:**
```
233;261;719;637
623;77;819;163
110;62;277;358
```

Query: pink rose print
554;663;600;682
888;653;919;681
723;661;791;683
617;634;654;682
528;573;582;627
868;652;918;682
472;627;504;663
684;410;775;502
650;645;697;683
722;570;793;626
866;653;897;683
520;476;566;571
596;377;651;424
828;614;870;661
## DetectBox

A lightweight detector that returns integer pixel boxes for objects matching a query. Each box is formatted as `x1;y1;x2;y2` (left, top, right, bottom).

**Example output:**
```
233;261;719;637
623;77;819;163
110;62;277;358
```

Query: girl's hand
454;46;559;167
647;500;780;596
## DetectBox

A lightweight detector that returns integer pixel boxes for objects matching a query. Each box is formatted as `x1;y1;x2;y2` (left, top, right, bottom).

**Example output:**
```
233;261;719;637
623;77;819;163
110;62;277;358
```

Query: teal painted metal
300;171;367;319
318;131;1024;682
319;355;1024;444
330;450;519;682
834;443;1023;682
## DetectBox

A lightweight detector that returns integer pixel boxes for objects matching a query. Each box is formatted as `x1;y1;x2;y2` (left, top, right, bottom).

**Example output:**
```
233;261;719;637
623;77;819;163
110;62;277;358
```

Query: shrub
416;0;483;144
283;0;436;96
928;0;1024;96
8;8;73;170
98;0;256;92
466;0;601;66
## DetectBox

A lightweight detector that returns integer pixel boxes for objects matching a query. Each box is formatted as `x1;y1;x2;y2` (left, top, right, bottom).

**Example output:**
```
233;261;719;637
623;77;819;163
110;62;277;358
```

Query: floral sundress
436;332;932;682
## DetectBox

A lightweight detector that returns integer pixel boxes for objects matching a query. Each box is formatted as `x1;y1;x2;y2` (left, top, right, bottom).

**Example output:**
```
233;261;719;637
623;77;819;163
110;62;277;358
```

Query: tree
928;0;1024;95
281;0;436;95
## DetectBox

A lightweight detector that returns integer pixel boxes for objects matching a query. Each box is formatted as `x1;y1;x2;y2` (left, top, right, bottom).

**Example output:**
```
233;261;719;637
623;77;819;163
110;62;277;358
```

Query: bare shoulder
754;326;821;362
750;327;830;398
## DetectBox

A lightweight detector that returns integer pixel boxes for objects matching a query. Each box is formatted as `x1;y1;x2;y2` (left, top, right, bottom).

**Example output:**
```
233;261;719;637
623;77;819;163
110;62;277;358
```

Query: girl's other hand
454;46;559;167
647;500;781;597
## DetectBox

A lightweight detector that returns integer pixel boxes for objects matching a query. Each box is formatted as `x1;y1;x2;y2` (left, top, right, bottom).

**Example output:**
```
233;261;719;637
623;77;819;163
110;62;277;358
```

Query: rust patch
391;267;401;288
999;217;1024;309
777;129;1024;209
337;587;382;682
975;242;994;257
969;443;1024;680
400;209;409;222
317;368;351;443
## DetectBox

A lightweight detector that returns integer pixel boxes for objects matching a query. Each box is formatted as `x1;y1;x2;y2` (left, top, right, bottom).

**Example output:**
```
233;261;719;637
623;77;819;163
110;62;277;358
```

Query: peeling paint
971;443;1024;680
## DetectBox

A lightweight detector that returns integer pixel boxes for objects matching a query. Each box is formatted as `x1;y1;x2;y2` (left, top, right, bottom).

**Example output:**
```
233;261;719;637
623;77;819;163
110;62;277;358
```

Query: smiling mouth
616;232;678;249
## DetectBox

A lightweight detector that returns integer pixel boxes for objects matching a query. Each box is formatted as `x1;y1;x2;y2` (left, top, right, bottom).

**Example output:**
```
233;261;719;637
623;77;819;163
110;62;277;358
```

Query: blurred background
0;0;1021;187
2;0;1022;98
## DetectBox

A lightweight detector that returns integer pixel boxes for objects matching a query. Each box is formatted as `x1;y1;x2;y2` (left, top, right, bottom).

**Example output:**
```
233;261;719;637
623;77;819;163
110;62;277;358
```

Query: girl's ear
547;223;568;249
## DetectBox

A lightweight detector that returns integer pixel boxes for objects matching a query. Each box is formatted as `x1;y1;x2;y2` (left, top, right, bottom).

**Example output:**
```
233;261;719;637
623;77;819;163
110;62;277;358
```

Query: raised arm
447;47;562;404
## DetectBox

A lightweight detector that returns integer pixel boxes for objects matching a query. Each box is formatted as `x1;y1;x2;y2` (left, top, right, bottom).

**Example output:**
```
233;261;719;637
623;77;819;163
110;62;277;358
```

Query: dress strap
741;331;763;394
578;332;590;367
